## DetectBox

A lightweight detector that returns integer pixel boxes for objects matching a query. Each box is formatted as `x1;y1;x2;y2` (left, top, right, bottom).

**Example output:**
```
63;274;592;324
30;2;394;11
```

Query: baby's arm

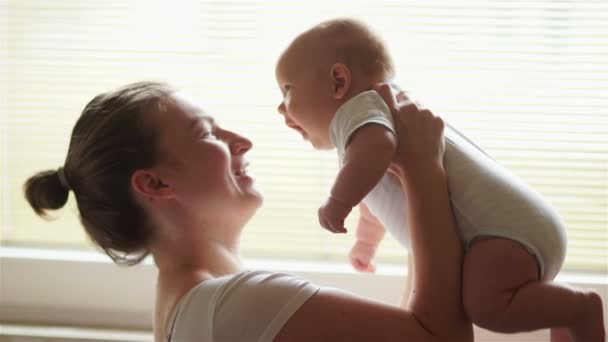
318;124;397;233
350;202;386;273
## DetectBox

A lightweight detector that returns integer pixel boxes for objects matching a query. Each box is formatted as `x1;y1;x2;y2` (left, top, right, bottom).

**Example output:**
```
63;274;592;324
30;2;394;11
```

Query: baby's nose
277;102;286;115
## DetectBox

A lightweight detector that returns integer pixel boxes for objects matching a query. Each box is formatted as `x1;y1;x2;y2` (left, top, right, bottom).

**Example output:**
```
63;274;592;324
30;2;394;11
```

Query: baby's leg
462;237;605;342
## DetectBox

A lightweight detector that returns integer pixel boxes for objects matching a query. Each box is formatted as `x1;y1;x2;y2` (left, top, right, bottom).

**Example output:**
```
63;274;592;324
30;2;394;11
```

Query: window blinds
1;0;606;271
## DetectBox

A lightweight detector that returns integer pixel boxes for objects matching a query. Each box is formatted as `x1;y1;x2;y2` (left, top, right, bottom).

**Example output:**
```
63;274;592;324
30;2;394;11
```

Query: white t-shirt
165;270;320;342
329;90;567;280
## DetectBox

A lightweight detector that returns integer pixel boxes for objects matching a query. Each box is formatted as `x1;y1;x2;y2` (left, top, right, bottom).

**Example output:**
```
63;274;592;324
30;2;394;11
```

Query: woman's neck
152;239;241;342
149;209;251;342
152;234;243;279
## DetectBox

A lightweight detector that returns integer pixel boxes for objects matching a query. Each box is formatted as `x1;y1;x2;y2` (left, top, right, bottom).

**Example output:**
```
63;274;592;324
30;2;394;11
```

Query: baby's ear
330;63;351;99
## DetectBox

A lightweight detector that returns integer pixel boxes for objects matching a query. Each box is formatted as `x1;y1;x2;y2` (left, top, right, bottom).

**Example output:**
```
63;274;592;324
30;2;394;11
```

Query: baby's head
276;18;394;150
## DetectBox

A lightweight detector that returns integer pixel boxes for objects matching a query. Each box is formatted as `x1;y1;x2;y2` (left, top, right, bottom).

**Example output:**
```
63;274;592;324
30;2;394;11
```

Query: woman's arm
380;83;468;336
400;252;414;309
274;286;443;342
275;85;472;342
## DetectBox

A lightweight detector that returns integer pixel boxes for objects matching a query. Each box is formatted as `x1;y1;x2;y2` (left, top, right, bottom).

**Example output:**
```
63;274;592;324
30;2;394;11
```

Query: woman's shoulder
183;269;315;290
178;270;319;308
166;270;320;342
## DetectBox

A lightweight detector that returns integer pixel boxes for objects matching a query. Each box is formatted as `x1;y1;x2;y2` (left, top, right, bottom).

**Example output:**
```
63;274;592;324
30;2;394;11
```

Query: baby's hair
24;81;174;266
308;18;395;80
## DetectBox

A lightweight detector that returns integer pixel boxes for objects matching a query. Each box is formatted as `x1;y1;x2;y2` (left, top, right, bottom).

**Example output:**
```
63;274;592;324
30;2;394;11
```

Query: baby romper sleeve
329;90;396;162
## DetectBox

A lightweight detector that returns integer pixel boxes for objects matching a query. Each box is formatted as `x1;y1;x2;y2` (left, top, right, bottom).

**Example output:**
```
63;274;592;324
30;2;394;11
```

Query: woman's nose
230;133;253;155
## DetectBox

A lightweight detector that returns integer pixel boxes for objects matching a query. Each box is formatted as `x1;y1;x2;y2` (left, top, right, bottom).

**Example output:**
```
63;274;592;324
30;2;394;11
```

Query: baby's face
275;46;338;150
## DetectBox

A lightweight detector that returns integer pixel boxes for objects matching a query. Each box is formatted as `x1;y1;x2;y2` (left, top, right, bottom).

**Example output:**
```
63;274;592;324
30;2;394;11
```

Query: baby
275;18;604;341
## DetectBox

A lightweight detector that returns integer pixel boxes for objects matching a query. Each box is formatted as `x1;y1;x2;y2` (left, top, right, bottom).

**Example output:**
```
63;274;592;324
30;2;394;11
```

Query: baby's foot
569;291;605;342
349;240;377;273
550;327;572;342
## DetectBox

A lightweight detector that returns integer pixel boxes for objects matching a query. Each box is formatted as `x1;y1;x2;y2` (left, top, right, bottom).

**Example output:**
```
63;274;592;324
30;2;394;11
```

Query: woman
24;81;472;341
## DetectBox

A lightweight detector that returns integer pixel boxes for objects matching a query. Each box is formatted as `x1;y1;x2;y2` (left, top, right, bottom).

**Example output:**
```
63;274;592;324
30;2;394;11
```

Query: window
2;0;607;272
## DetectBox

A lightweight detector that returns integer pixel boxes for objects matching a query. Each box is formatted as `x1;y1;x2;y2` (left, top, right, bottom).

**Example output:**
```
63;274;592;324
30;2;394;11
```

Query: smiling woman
1;0;607;336
11;78;481;342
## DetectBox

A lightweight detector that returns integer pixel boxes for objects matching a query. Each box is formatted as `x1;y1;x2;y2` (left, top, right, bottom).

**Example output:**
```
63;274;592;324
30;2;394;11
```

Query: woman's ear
330;63;352;99
131;169;175;200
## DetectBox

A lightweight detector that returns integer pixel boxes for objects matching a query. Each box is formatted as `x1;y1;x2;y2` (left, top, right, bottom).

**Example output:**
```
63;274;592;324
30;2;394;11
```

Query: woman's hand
372;83;446;183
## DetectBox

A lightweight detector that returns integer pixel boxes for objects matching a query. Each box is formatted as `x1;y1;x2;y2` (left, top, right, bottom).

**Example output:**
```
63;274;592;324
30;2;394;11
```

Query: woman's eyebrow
188;116;216;130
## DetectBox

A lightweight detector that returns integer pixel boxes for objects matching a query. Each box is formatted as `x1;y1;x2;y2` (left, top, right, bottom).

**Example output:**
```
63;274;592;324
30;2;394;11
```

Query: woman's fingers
396;91;409;105
373;82;447;178
373;83;399;113
373;82;418;109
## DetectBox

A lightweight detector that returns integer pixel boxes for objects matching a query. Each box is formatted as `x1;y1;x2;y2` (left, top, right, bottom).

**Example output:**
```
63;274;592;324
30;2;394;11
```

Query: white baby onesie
329;90;567;280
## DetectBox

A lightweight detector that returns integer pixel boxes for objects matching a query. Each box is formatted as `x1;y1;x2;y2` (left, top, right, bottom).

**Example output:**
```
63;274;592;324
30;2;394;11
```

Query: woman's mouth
233;163;253;183
234;165;248;177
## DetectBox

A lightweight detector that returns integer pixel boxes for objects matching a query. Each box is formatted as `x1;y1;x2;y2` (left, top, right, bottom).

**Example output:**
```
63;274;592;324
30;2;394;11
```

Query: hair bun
24;169;70;218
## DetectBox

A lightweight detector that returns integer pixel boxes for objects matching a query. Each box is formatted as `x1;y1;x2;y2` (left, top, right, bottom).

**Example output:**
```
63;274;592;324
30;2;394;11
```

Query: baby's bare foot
349;240;378;273
569;291;605;342
550;327;573;342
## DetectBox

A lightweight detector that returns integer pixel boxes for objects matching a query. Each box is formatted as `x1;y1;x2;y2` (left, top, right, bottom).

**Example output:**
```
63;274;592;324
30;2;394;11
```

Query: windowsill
0;323;152;342
2;245;606;281
1;246;607;336
0;245;406;275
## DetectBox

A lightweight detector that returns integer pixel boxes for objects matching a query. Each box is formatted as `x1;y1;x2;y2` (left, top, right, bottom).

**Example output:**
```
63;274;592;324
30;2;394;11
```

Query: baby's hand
349;240;378;273
318;197;352;233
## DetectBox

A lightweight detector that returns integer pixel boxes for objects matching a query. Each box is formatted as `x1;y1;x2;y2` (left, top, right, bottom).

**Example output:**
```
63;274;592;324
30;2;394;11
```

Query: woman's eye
202;131;217;140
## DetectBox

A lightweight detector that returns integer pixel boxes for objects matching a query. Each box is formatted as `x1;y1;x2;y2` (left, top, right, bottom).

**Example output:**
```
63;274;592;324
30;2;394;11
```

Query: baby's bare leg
462;237;605;342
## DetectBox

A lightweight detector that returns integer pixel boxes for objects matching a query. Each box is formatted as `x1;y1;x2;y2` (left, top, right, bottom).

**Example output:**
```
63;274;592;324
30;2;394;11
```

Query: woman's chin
249;189;264;209
237;195;264;228
242;175;263;205
239;184;264;211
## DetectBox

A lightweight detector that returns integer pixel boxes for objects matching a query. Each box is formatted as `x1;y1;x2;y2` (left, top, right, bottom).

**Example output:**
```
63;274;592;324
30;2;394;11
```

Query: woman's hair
24;81;174;266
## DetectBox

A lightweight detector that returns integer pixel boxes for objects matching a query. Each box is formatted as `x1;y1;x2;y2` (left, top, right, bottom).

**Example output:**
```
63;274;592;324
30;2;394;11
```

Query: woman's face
155;93;263;224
